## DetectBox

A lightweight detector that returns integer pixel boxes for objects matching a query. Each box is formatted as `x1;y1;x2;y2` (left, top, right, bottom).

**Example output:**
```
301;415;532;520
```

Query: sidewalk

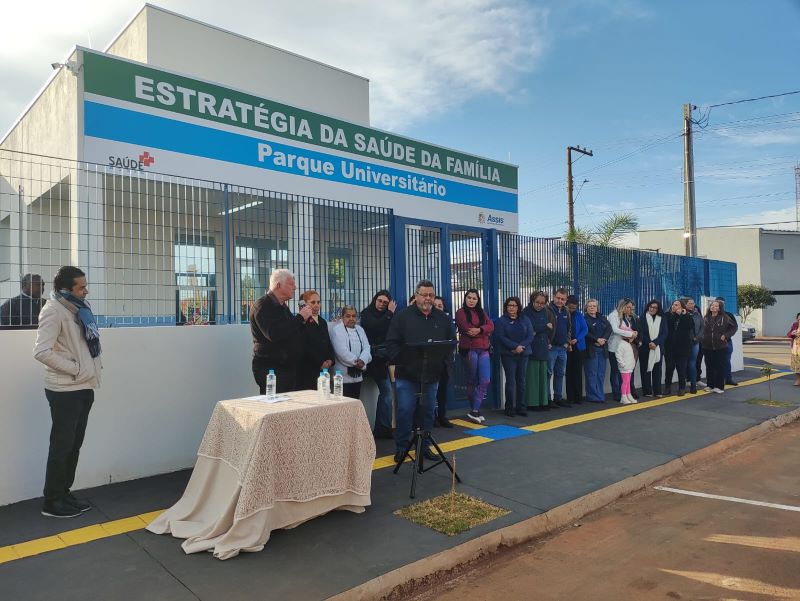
1;364;798;601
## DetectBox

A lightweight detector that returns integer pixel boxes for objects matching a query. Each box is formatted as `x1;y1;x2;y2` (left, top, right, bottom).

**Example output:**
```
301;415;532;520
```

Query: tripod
393;340;462;498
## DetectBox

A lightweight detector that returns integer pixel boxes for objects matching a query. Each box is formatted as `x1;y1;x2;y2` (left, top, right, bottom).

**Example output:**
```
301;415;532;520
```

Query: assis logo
108;151;156;170
477;212;504;225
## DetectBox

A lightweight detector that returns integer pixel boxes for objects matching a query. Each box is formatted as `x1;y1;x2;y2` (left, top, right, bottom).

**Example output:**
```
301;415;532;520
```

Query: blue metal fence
496;232;737;316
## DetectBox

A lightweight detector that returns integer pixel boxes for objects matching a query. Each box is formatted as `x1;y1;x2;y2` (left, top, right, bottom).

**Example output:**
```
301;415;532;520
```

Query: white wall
759;231;800;336
639;227;762;284
1;322;382;506
0;325;256;506
0;51;79;163
107;5;370;126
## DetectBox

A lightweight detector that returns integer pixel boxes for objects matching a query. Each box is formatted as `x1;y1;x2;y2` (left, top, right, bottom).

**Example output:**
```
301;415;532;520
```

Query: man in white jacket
33;266;102;518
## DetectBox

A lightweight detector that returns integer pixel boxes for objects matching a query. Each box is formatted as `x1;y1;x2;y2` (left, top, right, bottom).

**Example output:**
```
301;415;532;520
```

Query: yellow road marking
11;535;66;559
1;371;790;565
449;418;486;430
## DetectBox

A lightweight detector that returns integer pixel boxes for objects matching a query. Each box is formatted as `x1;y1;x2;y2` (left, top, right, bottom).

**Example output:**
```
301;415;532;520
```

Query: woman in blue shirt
583;299;612;403
494;296;534;417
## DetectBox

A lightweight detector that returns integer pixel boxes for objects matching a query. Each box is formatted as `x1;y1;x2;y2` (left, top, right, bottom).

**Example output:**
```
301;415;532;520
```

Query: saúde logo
108;151;155;170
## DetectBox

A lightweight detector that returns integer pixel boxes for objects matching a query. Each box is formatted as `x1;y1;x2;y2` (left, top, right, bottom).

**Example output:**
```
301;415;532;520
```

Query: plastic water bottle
322;368;331;396
265;369;277;399
317;371;328;400
333;370;344;401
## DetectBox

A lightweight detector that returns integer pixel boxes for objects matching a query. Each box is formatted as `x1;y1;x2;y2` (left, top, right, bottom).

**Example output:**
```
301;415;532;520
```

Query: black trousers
664;354;688;391
639;347;662;396
565;350;583;403
436;369;449;420
695;346;705;380
44;389;94;503
705;348;727;390
252;357;297;394
343;382;362;400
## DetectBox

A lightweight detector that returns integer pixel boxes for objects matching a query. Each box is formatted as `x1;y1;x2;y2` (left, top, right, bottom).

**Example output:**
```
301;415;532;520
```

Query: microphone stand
393;340;461;498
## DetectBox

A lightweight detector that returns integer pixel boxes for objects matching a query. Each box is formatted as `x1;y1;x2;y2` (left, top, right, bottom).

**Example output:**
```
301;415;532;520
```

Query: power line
706;90;800;109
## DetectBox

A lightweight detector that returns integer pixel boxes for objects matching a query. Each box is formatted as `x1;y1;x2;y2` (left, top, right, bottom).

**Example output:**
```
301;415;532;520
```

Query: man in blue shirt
546;289;572;408
565;295;588;405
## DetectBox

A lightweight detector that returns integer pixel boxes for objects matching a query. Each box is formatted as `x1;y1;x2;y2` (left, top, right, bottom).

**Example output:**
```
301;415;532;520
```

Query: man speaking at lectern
385;280;456;464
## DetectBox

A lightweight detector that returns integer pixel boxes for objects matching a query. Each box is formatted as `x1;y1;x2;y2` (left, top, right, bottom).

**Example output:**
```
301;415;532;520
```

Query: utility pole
795;163;800;232
682;104;698;257
567;145;593;237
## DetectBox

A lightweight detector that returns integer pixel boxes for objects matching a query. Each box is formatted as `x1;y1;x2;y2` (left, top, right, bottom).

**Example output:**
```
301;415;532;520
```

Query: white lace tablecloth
147;391;375;559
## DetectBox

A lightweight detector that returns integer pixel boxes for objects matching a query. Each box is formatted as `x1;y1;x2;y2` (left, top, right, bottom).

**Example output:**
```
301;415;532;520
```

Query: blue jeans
394;378;439;453
501;354;528;412
687;342;699;385
465;349;491;412
373;375;393;431
583;352;607;402
547;346;567;401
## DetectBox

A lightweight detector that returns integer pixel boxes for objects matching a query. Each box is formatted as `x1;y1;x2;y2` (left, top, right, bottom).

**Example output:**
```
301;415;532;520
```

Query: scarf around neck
55;291;102;358
645;313;661;372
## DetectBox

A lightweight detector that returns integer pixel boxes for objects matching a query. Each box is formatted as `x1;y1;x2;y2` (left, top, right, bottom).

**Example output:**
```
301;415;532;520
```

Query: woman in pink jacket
455;288;494;423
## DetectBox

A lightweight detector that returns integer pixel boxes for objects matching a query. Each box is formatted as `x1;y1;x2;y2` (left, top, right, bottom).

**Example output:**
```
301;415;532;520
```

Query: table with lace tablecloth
146;390;375;559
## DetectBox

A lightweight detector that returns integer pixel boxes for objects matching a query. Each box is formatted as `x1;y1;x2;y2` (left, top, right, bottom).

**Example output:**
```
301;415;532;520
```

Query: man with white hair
250;269;312;393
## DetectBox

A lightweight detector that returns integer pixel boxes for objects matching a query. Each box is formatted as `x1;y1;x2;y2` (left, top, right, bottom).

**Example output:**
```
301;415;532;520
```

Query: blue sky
407;1;800;237
2;0;799;238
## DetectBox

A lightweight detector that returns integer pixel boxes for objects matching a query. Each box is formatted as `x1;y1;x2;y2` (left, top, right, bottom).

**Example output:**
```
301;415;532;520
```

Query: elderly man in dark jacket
360;290;397;438
250;269;312;394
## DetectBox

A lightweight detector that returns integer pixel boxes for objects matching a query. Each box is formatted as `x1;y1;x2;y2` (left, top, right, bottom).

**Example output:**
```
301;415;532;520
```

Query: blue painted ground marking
464;425;533;441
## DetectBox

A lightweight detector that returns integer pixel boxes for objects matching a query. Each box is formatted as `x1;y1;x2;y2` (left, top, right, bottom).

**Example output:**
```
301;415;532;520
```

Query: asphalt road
405;344;800;601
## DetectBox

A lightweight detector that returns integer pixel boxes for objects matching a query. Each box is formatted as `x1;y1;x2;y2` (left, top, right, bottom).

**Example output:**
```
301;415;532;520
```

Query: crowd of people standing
13;264;754;518
248;271;745;441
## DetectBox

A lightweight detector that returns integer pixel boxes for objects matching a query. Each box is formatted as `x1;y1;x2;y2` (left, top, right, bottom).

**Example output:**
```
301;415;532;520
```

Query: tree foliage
737;284;776;324
565;212;639;247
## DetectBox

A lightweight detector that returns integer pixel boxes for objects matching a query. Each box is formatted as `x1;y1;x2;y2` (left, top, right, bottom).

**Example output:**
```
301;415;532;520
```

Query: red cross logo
139;151;155;167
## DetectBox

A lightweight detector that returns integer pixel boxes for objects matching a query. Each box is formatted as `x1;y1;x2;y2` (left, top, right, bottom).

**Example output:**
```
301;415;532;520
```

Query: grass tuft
394;492;509;536
746;398;794;408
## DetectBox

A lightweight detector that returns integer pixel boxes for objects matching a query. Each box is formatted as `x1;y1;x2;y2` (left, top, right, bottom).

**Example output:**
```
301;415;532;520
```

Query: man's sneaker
41;500;82;518
696;381;706;388
620;398;634;405
423;448;440;461
466;412;482;424
704;387;713;392
477;412;486;423
712;388;724;394
66;494;92;513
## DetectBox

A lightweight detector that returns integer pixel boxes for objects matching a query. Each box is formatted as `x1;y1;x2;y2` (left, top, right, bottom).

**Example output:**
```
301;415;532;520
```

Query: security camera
51;63;61;70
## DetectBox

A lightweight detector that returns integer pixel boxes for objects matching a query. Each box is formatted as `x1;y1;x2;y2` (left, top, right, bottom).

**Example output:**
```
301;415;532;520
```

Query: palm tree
565;212;639;247
563;212;640;302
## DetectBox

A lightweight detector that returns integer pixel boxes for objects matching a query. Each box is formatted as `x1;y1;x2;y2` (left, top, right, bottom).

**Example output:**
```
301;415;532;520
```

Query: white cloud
705;128;800;148
0;0;548;133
